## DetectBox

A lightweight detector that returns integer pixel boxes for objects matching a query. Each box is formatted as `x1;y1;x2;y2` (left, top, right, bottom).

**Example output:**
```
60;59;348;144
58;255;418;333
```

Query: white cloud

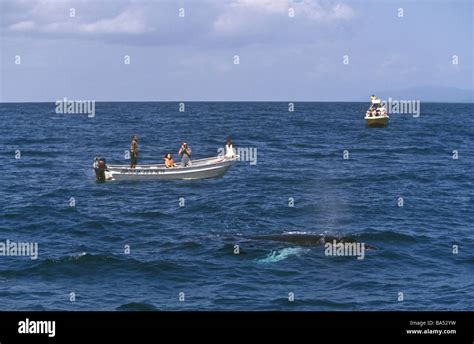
7;6;148;35
8;20;36;31
228;0;289;14
304;3;355;21
4;0;356;46
213;0;356;34
80;8;148;34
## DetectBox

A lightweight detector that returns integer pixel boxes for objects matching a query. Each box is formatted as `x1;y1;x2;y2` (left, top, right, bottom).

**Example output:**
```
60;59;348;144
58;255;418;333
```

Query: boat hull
104;157;237;181
365;116;389;127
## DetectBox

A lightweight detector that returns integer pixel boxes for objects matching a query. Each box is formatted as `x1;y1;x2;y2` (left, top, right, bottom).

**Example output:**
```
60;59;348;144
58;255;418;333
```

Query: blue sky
0;0;472;101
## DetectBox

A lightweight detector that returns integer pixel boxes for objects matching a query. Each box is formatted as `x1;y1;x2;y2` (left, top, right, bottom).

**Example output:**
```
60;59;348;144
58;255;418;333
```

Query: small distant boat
97;156;238;181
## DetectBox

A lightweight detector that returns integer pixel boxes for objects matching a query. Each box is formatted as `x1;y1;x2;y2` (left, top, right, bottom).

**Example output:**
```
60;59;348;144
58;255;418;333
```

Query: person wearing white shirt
225;138;235;158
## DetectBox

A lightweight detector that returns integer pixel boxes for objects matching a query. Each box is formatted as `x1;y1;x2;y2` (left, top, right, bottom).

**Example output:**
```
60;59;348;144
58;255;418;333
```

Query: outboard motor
93;157;107;182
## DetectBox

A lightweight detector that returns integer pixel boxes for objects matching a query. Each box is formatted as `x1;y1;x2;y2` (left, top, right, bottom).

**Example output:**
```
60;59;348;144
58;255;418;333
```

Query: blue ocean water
0;102;473;311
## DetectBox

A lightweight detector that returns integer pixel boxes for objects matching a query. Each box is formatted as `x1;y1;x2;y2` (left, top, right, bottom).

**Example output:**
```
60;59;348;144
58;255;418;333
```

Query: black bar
0;311;472;341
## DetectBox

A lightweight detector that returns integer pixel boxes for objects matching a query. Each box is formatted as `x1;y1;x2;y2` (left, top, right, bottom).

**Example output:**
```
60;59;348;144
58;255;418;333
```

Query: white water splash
256;247;309;264
70;252;87;260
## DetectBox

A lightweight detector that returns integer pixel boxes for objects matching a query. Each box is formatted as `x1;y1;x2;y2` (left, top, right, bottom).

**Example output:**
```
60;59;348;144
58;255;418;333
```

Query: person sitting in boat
377;103;387;116
178;142;192;167
163;153;176;168
224;138;236;159
130;135;138;168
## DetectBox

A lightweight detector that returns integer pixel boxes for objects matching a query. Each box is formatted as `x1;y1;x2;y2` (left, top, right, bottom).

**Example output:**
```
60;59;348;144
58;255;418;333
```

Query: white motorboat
98;156;238;181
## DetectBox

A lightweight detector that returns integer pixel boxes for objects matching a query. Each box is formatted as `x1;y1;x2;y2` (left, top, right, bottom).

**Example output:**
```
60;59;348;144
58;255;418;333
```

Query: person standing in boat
130;135;138;168
369;95;381;116
224;138;236;159
370;95;381;109
178;142;192;167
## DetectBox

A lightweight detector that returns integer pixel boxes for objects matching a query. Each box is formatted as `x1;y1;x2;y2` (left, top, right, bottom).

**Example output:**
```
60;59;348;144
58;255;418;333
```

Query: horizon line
1;100;473;104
